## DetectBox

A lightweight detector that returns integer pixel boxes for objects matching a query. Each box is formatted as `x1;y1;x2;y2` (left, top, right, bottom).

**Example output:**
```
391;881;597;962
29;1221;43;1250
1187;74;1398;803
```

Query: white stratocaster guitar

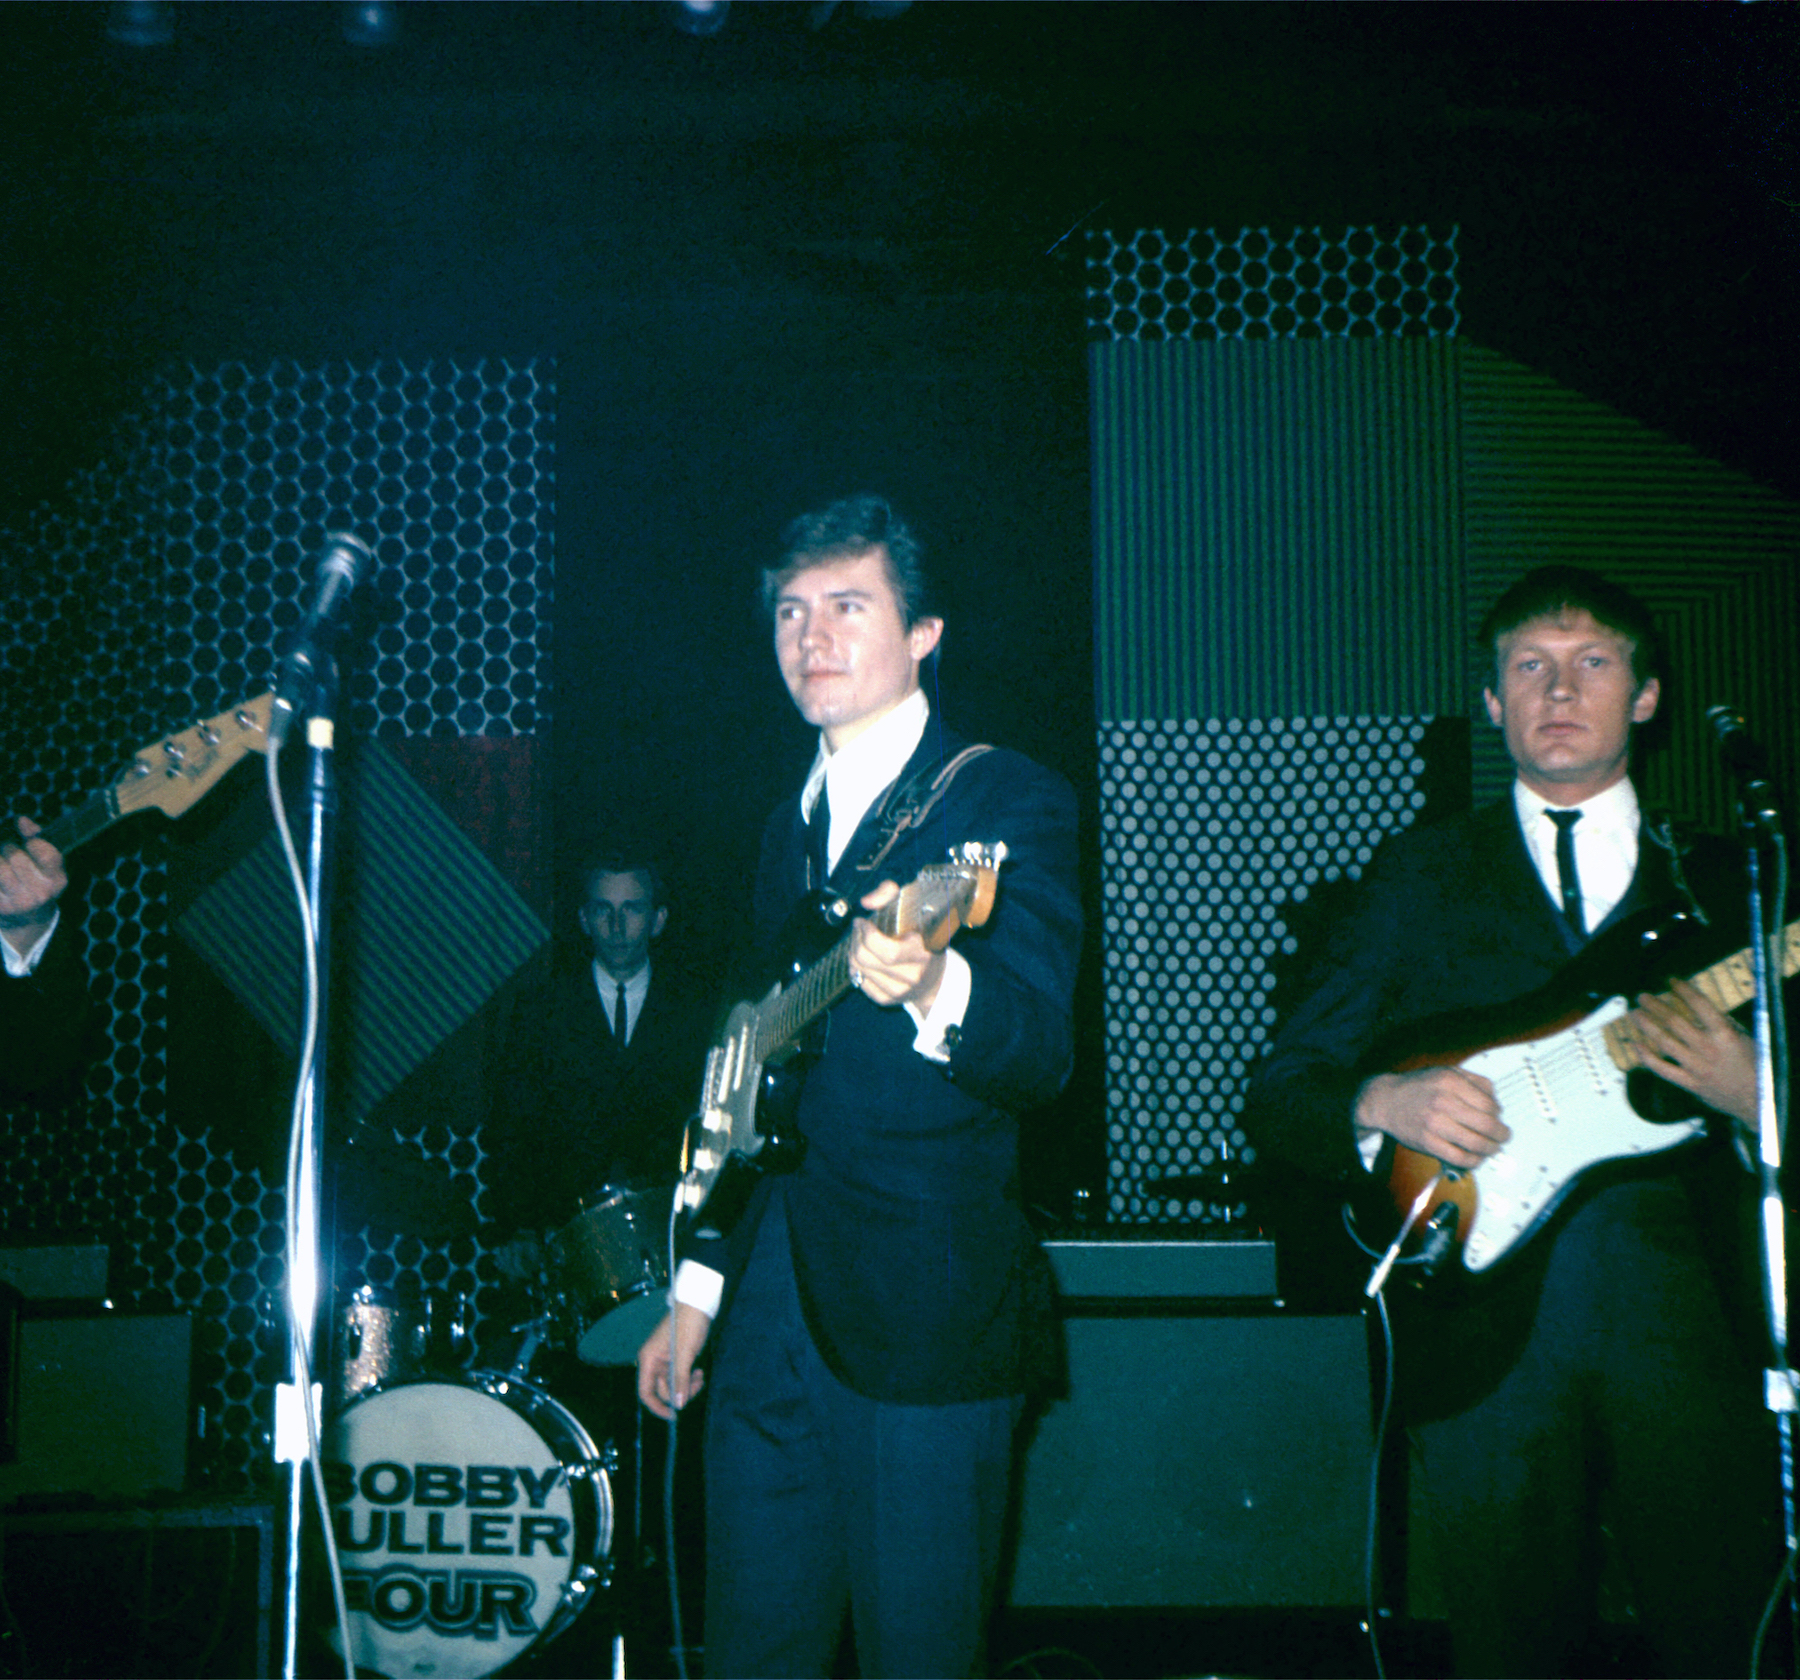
1384;913;1800;1276
677;843;1006;1235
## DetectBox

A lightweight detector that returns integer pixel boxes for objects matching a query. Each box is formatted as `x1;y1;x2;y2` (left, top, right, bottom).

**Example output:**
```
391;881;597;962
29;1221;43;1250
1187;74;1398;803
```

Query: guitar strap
1641;810;1711;927
850;743;996;876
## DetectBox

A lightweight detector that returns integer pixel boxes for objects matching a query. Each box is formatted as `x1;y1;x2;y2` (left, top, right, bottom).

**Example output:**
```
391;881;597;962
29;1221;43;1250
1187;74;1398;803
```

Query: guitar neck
753;897;907;1063
1602;916;1800;1070
1691;918;1800;1015
35;790;122;857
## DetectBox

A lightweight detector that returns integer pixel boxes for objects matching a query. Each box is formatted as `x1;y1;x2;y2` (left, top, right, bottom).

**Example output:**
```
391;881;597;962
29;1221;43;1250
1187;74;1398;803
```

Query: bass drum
322;1375;612;1678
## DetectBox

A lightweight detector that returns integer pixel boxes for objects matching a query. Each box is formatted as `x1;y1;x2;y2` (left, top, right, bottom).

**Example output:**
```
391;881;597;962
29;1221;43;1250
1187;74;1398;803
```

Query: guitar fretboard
1603;917;1800;1070
752;898;905;1064
37;790;121;857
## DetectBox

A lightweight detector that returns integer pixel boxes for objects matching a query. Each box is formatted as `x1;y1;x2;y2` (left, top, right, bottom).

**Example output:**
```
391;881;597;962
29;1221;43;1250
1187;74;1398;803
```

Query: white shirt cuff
905;948;971;1063
2;911;58;978
1357;1129;1383;1172
672;1259;723;1318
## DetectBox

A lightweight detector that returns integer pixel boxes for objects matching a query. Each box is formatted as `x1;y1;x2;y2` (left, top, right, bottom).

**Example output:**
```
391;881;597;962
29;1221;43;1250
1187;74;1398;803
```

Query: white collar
800;688;931;869
1513;774;1639;840
593;959;651;1003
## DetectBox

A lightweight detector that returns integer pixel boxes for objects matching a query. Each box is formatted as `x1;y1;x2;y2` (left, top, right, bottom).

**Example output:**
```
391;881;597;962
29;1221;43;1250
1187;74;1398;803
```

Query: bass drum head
323;1377;612;1678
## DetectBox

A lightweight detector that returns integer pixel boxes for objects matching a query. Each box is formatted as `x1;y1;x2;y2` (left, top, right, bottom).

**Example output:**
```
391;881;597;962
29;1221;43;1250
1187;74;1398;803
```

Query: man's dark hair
761;493;939;630
1478;565;1663;690
581;852;667;910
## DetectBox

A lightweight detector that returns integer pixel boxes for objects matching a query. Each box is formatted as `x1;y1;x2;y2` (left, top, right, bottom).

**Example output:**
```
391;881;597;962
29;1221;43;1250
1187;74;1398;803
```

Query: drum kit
321;1182;675;1678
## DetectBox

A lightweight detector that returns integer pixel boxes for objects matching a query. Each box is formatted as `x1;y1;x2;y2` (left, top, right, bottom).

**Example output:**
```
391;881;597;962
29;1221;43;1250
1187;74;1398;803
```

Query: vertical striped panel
1092;338;1465;721
176;740;550;1122
1462;343;1800;825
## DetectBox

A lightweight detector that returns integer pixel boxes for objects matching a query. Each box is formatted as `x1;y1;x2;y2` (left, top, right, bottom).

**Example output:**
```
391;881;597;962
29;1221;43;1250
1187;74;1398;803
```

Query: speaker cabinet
0;1309;192;1503
1009;1313;1371;1608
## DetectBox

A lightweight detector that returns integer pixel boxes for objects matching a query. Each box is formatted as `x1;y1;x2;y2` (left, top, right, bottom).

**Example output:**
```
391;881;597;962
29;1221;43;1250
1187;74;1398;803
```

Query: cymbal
1141;1164;1262;1199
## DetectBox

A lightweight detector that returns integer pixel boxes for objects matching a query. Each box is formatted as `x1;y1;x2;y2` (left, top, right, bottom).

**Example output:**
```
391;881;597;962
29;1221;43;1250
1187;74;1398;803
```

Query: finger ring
849;966;863;990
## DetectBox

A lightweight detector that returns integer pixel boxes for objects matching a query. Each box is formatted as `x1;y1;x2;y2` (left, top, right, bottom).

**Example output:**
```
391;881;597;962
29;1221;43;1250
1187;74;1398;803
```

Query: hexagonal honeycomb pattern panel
0;359;552;1488
1088;226;1460;341
1100;716;1433;1222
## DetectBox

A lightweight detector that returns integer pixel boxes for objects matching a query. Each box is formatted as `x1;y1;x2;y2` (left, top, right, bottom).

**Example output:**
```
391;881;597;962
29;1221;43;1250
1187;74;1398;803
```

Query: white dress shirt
1514;775;1640;935
596;959;651;1046
2;912;59;979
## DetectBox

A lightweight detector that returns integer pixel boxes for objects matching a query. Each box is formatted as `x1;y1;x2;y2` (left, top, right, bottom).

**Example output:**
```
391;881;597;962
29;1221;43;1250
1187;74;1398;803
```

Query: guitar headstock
895;842;1008;953
112;694;274;821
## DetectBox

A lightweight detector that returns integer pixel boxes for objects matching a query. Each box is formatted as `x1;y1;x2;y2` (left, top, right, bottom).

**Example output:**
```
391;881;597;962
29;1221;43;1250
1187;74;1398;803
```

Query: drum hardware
560;1559;610;1612
505;1311;557;1382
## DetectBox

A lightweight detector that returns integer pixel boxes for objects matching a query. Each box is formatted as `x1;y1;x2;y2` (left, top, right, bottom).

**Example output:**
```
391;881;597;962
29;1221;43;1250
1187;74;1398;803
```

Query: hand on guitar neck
1614;978;1757;1126
1361;973;1759;1175
0;818;68;959
848;878;948;1013
0;695;273;966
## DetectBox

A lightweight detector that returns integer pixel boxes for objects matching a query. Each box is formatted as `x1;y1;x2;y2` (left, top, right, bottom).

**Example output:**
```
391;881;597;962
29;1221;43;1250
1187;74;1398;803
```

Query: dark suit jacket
709;726;1083;1406
0;923;87;1103
485;959;715;1231
1246;793;1767;1418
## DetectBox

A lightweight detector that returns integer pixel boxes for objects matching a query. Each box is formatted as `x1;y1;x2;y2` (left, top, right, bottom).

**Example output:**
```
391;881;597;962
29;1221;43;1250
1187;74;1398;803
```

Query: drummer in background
483;846;715;1264
480;845;716;1670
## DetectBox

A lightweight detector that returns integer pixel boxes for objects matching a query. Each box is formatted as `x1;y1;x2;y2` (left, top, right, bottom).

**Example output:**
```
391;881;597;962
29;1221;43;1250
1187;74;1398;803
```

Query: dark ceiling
2;2;1796;514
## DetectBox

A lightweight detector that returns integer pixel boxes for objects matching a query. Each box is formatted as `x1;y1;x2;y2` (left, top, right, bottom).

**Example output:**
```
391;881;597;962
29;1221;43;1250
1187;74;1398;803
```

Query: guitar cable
1362;1286;1397;1680
662;1180;692;1680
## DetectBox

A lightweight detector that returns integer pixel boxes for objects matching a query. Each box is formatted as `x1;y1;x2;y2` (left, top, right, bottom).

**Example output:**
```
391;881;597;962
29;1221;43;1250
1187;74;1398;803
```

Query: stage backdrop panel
1088;226;1799;1222
0;359;553;1490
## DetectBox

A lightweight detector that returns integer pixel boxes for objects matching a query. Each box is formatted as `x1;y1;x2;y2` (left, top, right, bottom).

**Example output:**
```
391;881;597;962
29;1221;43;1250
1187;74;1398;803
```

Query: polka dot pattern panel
1100;717;1433;1222
153;359;554;740
0;360;553;1493
1088;226;1460;343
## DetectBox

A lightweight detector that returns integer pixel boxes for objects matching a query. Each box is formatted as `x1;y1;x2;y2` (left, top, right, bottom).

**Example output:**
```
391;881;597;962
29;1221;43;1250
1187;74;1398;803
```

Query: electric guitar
26;695;274;856
676;843;1007;1235
1381;909;1800;1277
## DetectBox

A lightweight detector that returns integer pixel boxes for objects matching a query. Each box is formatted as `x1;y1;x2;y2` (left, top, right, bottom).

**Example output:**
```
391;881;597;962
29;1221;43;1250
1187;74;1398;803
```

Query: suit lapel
1480;799;1583;962
1591;818;1678;941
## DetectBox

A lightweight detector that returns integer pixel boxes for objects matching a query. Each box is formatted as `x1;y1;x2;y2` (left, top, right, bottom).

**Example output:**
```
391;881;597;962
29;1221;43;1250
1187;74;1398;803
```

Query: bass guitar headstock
112;694;274;821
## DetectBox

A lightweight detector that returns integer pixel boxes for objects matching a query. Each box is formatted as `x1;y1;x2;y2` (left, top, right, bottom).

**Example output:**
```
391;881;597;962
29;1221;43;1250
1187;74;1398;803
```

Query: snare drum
546;1183;674;1366
322;1374;612;1678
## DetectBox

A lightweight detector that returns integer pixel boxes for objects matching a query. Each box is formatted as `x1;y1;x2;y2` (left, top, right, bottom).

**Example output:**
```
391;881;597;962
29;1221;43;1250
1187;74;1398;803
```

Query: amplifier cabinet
0;1309;193;1503
1009;1306;1371;1608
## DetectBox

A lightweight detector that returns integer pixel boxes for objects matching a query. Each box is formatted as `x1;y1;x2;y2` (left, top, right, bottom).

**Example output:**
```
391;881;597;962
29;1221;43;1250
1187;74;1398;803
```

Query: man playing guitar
1249;566;1780;1677
637;495;1081;1679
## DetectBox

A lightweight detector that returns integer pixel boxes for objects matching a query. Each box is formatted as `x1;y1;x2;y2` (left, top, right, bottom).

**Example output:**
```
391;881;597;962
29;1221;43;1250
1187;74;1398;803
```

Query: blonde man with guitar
637;495;1081;1679
1249;567;1785;1677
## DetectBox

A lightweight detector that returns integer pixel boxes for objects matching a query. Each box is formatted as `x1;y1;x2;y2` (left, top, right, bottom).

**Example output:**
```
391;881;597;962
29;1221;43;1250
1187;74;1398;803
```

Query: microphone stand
277;655;341;1680
1736;777;1796;1673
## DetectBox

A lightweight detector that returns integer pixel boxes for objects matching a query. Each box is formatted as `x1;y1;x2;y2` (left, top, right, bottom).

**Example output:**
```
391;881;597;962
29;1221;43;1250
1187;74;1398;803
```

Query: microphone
269;533;372;747
1705;705;1782;824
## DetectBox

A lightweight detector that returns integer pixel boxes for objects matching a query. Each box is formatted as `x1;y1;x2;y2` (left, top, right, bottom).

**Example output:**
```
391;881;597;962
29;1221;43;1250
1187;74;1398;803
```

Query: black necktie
1546;809;1585;938
612;981;629;1045
809;782;832;886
